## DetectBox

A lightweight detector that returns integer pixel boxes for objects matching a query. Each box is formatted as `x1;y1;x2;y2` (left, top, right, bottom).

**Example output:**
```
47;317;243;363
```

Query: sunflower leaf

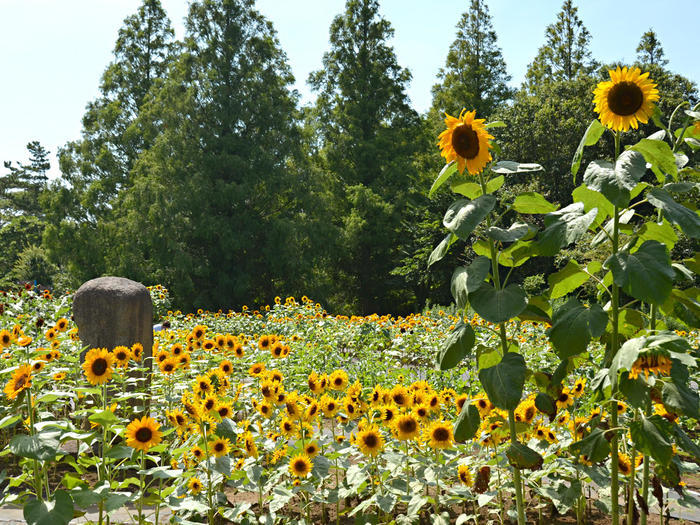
647;188;700;239
629;138;677;180
427;233;457;268
479;352;526;410
429;162;458;198
572;119;606;181
605;240;675;304
443;195;496;240
454;403;480;443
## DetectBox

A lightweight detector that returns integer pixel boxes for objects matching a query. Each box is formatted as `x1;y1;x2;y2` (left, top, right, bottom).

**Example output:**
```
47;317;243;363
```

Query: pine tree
525;0;595;90
431;0;514;120
636;29;668;67
0;142;51;284
309;0;423;314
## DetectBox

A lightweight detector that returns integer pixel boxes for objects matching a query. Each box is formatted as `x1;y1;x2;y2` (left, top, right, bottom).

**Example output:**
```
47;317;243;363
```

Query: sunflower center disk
607;81;644;116
92;358;108;376
433;428;449;441
364;434;378;447
135;428;153;442
451;124;480;159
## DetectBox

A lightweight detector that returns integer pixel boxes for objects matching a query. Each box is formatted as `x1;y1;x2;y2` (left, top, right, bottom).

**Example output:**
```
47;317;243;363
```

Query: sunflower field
1;65;700;525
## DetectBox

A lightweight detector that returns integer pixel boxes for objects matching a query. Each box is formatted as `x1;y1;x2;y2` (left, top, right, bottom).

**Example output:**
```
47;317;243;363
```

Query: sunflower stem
138;450;145;525
25;390;42;503
640;306;656;525
201;422;215;525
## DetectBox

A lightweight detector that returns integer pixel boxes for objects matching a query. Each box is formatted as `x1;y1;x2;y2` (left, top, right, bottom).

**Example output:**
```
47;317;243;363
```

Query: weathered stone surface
73;276;153;363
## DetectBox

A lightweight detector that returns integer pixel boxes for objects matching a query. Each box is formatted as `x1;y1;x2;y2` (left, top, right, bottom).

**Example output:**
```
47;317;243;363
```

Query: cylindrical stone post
73;277;153;411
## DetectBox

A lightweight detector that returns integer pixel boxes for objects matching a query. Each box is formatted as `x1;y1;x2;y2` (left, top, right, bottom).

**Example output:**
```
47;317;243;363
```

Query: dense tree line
1;0;697;314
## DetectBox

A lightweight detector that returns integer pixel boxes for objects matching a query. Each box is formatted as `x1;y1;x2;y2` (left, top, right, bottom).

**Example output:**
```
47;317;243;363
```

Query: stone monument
73;276;153;362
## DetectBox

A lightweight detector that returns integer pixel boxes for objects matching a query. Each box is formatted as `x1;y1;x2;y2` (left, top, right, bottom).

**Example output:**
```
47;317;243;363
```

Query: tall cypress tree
525;0;595;90
431;0;514;120
114;0;311;310
636;29;668;67
309;0;423;314
44;0;175;282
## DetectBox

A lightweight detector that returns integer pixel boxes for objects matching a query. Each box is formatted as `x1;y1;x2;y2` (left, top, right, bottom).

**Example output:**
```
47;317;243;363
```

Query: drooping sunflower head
125;416;162;452
82;348;116;385
593;66;659;132
438;109;494;175
288;453;313;478
458;464;472;486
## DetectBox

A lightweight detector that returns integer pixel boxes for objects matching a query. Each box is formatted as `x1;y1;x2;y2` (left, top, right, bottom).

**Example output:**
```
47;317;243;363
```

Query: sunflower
380;405;396;425
188;477;203;495
125;416;162;452
190;445;205;462
53;372;66;381
216;402;233;420
593;66;659;132
194;375;213;397
243;432;258;458
113;346;132;367
209;437;231;458
280;418;298;438
159;357;178;375
82;348;116;385
320;395;339;418
154;349;169;364
248;363;265;377
458;464;473;486
328;370;349;391
571;378;586;398
617;453;633;476
390;385;411;408
555;389;573;411
167;409;188;429
394;414;420;441
219;360;233;375
288;453;313;478
356;426;384;457
31;361;44;373
55;318;69;332
0;329;13;348
425;420;454;449
438;109;494;175
233;344;245;358
131;343;143;361
270;342;284;358
304;441;320;458
202;395;218;412
628;352;672;380
3;364;32;399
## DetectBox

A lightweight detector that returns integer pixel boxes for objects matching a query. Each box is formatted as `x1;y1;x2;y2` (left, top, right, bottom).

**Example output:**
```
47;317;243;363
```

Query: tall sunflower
125;416;163;452
356;426;384;457
288;453;313;478
438;109;494;175
209;437;231;458
82;348;116;385
425;420;454;449
593;66;659;132
3;364;32;399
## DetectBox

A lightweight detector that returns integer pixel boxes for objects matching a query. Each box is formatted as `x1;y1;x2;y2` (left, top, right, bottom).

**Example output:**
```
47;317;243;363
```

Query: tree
0;141;51;284
110;0;315;310
636;29;668;67
309;0;424;313
431;0;514;120
43;0;175;282
525;0;595;89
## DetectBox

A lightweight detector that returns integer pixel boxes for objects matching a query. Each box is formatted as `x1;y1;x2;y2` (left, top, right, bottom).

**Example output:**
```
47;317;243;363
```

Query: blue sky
1;0;698;176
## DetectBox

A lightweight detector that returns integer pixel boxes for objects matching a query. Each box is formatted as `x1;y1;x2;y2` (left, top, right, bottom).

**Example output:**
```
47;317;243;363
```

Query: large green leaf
647;188;700;239
605;240;675;304
547;299;606;358
568;428;610;464
512;192;558;214
582;150;646;207
429;162;458;198
662;362;700;419
427;233;457;268
486;222;531;243
506;443;543;470
572;184;614;227
635;219;678;251
454;403;480;442
479;352;526;410
629;138;677;180
498;240;534;268
438;321;476;370
630;416;673;466
536;203;597;256
470;284;527;324
443;195;496;240
24;491;74;525
450;174;505;199
492;161;543;174
10;433;61;462
548;260;590;299
672;424;700;460
450;256;490;309
572;119;606;180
